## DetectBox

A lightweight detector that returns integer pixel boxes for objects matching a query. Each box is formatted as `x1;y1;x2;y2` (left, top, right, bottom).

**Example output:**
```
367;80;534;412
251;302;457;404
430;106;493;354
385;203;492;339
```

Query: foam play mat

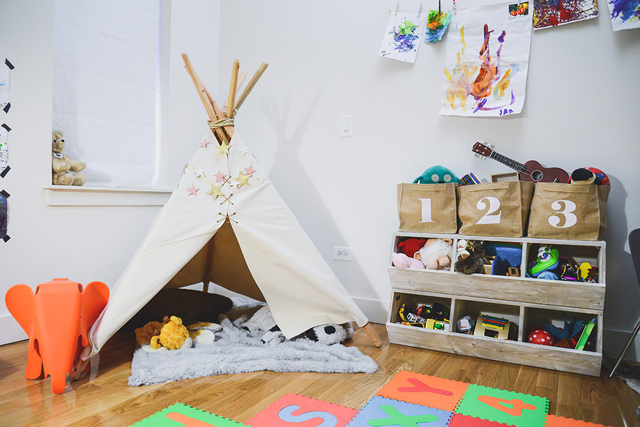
130;403;245;427
129;371;612;427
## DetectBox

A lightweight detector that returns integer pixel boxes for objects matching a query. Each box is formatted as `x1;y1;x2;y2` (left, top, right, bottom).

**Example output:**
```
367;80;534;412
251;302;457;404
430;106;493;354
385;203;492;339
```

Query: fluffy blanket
128;314;377;386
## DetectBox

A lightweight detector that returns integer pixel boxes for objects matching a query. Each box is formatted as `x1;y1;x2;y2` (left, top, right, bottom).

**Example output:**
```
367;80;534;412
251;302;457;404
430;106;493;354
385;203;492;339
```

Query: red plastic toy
528;329;554;346
5;278;109;394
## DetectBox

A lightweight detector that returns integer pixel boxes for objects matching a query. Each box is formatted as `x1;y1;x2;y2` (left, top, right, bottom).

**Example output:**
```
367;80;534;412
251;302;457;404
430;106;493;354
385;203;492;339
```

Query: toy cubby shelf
386;232;606;377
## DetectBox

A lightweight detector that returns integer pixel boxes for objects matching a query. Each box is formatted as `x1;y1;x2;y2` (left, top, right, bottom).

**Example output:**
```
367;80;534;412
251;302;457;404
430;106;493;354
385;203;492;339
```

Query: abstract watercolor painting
379;11;427;63
425;10;452;44
607;0;640;30
533;0;599;30
440;3;532;117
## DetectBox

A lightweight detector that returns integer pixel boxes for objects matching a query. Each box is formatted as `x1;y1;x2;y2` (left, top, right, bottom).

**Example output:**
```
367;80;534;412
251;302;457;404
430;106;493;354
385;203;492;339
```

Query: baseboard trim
0;314;28;346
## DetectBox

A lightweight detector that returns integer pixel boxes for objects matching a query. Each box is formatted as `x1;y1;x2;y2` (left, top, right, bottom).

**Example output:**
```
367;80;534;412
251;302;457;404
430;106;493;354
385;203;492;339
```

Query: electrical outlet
333;246;353;261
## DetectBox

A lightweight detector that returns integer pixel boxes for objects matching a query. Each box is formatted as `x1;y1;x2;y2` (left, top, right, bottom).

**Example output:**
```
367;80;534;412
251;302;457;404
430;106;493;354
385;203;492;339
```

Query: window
52;0;161;188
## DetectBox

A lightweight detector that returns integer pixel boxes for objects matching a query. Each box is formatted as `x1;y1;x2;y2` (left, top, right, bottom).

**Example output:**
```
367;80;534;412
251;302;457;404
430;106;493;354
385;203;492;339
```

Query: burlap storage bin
397;183;457;233
528;183;610;241
457;182;534;237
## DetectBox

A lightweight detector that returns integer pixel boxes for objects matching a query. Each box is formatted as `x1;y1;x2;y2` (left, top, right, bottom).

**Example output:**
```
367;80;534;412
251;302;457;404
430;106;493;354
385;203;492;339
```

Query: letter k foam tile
247;393;358;427
377;370;469;411
129;403;245;427
455;384;549;427
346;396;452;427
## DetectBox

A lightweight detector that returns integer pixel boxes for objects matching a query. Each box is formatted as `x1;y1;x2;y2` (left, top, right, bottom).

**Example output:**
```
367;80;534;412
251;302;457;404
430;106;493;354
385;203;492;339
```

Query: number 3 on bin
548;200;577;228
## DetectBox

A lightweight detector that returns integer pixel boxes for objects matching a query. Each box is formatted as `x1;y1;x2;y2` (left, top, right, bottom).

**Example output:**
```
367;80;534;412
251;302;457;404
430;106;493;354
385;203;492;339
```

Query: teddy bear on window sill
52;130;87;186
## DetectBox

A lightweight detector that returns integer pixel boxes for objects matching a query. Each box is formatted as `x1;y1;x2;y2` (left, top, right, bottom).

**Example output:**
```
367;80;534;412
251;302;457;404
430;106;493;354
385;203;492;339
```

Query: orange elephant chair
5;278;109;394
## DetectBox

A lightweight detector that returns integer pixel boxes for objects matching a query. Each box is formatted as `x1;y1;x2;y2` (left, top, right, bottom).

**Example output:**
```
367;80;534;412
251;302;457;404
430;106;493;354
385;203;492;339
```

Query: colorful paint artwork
0;59;12;113
533;0;599;30
440;3;533;118
607;0;640;30
380;11;427;63
425;10;452;44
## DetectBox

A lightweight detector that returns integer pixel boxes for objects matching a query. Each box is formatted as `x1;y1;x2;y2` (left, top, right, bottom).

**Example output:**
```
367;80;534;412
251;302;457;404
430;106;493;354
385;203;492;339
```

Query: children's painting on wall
379;11;427;63
607;0;640;30
533;0;599;29
0;59;11;113
425;10;452;44
440;3;533;118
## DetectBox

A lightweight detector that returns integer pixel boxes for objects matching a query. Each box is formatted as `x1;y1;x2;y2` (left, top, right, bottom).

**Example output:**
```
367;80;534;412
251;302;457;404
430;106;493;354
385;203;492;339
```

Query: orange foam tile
545;414;612;427
376;370;469;412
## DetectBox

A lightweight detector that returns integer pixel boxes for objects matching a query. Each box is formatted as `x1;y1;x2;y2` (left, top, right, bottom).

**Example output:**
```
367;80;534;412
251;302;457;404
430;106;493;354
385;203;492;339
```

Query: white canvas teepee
87;57;379;358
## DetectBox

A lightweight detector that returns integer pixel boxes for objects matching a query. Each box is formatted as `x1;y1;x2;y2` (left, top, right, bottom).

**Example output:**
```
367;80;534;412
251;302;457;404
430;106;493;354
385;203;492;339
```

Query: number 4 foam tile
377;370;469;411
129;403;246;427
544;414;613;427
448;413;517;426
455;384;549;427
247;393;358;427
347;396;452;427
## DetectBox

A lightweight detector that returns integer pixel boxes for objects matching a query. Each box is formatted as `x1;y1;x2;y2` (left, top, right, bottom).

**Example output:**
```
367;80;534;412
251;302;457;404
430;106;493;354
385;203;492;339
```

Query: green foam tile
455;384;549;427
129;403;246;427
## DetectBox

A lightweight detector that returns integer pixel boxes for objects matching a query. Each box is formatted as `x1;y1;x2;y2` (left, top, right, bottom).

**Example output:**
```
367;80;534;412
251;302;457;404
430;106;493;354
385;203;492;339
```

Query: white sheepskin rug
128;312;377;386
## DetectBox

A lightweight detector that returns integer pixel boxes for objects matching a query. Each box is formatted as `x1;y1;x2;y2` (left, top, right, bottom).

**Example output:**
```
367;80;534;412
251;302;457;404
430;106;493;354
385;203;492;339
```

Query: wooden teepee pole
226;59;240;119
235;62;269;111
182;53;229;145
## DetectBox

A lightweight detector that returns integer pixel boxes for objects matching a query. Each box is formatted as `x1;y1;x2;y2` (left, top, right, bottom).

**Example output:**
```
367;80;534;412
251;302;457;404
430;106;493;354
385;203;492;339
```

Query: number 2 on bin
476;197;502;225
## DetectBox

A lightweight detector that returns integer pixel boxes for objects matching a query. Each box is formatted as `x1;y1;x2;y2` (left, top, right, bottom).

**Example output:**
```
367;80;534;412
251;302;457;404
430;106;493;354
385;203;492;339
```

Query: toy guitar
472;141;570;183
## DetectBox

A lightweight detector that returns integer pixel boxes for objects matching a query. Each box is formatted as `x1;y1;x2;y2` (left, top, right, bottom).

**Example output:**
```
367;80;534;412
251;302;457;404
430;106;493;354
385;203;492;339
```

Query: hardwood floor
1;323;639;427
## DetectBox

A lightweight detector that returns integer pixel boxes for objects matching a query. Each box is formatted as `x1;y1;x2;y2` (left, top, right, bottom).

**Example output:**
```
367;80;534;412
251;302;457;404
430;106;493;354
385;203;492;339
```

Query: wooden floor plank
1;324;639;427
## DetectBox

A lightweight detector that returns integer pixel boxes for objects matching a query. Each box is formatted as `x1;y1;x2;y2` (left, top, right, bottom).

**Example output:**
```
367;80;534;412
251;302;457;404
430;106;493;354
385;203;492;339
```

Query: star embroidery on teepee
234;171;251;188
186;184;199;196
213;171;227;183
190;163;205;178
199;139;210;149
244;165;256;176
206;183;225;201
217;141;232;156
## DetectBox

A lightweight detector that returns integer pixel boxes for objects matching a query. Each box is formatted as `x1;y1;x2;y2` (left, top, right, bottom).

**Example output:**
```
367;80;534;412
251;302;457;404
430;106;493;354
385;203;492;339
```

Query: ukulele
472;141;570;183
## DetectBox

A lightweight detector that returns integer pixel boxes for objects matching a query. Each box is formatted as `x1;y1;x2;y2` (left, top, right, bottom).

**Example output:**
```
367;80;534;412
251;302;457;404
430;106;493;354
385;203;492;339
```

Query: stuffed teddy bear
414;238;452;270
457;239;470;260
52;130;87;186
454;240;487;275
392;252;426;269
304;322;353;345
237;305;353;346
150;315;190;350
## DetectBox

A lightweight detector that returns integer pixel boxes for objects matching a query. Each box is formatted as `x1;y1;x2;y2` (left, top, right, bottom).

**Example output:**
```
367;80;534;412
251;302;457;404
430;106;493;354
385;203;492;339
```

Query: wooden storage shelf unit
386;232;606;377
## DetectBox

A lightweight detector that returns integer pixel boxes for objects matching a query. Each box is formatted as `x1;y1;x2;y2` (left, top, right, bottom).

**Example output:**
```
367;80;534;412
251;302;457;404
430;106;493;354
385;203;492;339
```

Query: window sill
44;185;173;207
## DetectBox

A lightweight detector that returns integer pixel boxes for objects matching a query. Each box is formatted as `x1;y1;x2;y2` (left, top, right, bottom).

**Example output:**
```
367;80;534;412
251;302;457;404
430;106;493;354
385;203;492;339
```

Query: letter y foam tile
377;370;469;411
346;396;452;427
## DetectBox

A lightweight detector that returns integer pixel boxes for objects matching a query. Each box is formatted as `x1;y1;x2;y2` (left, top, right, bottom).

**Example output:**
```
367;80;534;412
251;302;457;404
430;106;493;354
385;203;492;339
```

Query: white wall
2;0;639;362
0;0;220;345
216;1;640;358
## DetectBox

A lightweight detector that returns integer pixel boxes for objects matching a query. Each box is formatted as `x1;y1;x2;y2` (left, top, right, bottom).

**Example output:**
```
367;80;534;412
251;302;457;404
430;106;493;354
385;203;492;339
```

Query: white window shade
52;0;160;188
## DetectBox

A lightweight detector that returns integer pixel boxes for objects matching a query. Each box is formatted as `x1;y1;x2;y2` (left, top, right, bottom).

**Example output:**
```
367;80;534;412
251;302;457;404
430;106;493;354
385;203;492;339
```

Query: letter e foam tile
247;393;358;427
346;396;452;427
377;370;469;411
